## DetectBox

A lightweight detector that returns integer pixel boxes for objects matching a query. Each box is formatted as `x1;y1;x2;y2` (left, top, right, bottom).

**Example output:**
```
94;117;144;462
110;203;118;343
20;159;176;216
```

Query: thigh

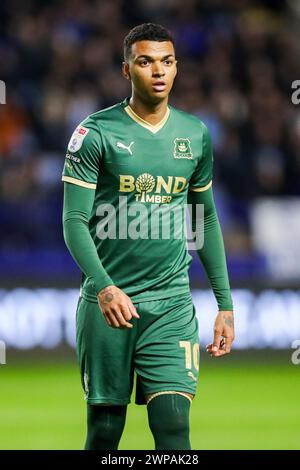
134;292;200;405
76;297;138;405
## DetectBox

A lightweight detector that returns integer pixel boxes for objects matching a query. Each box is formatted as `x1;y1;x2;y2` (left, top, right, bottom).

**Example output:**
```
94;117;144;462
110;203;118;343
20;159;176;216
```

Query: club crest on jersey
67;126;89;153
173;138;193;159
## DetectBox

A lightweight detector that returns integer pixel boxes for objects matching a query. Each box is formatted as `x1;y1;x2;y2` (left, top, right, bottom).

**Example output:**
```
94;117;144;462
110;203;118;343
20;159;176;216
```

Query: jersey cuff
189;180;212;192
62;176;97;189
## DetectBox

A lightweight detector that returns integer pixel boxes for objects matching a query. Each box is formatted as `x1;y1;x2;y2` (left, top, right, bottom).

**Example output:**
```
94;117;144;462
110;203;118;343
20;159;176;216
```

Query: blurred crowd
0;0;300;278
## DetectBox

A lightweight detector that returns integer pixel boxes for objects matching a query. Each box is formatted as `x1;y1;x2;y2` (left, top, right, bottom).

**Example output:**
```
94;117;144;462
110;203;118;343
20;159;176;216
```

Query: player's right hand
97;285;140;329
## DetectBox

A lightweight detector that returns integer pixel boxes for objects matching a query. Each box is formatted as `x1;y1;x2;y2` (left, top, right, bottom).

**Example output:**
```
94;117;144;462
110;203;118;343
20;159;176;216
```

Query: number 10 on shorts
179;341;199;371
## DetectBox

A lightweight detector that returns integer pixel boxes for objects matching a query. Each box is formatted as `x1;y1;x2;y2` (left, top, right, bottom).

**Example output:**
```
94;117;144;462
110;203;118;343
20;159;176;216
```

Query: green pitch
0;350;299;449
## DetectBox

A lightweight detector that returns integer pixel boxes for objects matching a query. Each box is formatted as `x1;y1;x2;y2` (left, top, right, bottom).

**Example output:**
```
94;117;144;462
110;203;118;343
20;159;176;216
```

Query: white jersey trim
62;176;97;189
124;105;170;134
189;180;212;192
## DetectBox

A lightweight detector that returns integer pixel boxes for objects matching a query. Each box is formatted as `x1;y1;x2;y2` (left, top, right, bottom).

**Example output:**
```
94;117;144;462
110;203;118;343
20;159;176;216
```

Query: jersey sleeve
61;117;102;189
189;123;213;192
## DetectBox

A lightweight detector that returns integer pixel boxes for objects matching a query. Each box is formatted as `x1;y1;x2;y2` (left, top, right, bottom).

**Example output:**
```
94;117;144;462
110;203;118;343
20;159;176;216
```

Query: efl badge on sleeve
173;138;193;159
68;126;90;153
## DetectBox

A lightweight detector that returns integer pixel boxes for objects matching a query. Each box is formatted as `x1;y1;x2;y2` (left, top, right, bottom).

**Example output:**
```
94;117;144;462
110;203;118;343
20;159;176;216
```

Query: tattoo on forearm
223;314;234;328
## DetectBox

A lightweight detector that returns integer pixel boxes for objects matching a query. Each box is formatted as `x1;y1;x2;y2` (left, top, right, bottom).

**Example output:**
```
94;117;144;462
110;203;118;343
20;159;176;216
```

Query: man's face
123;40;177;103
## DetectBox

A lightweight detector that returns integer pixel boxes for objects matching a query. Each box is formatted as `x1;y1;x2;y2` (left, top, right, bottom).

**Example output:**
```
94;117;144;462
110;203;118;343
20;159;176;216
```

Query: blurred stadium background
0;0;300;450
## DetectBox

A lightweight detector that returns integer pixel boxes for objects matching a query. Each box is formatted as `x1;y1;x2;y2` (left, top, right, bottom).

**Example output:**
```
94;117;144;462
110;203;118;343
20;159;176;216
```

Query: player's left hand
206;310;234;357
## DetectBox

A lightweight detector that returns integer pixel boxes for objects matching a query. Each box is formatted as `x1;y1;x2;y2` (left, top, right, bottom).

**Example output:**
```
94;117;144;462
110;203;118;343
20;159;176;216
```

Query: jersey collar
122;97;170;134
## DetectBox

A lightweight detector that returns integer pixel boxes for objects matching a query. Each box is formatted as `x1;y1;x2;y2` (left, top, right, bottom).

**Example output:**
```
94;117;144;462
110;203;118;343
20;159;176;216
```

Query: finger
214;340;233;356
119;305;135;328
225;337;233;353
106;312;120;328
98;302;115;327
209;341;226;356
100;310;113;327
112;308;133;329
104;315;112;327
213;330;222;352
121;304;132;321
128;302;140;319
214;349;228;357
206;345;216;357
123;302;140;322
206;343;215;352
207;340;225;353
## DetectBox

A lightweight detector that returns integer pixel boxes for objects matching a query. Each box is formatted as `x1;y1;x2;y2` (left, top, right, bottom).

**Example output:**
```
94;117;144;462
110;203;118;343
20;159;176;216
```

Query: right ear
122;62;131;80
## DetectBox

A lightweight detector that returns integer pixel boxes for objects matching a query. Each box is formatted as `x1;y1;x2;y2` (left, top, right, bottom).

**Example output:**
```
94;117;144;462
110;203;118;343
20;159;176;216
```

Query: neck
129;92;169;126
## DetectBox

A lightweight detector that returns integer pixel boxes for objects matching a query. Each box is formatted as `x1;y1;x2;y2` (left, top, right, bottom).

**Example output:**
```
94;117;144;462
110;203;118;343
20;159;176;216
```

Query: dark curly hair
123;23;174;61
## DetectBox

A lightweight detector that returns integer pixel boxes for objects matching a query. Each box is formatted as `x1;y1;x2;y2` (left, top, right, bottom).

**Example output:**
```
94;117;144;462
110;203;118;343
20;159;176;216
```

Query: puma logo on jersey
116;141;134;155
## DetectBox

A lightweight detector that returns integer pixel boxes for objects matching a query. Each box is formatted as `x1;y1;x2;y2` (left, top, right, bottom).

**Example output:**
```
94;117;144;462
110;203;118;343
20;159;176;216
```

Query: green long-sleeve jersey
62;97;233;309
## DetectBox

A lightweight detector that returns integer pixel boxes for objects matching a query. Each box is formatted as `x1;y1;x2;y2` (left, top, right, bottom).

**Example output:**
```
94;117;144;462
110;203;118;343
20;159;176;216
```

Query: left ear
122;62;131;80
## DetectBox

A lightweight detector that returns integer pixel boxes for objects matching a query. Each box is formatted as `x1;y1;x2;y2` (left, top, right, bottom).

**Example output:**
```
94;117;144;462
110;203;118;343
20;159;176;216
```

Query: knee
90;410;118;437
85;404;127;450
149;412;189;437
147;392;191;434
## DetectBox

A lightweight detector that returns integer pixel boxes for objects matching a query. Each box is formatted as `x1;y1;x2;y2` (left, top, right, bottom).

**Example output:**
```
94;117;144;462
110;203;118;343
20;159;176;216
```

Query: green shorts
76;291;200;406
